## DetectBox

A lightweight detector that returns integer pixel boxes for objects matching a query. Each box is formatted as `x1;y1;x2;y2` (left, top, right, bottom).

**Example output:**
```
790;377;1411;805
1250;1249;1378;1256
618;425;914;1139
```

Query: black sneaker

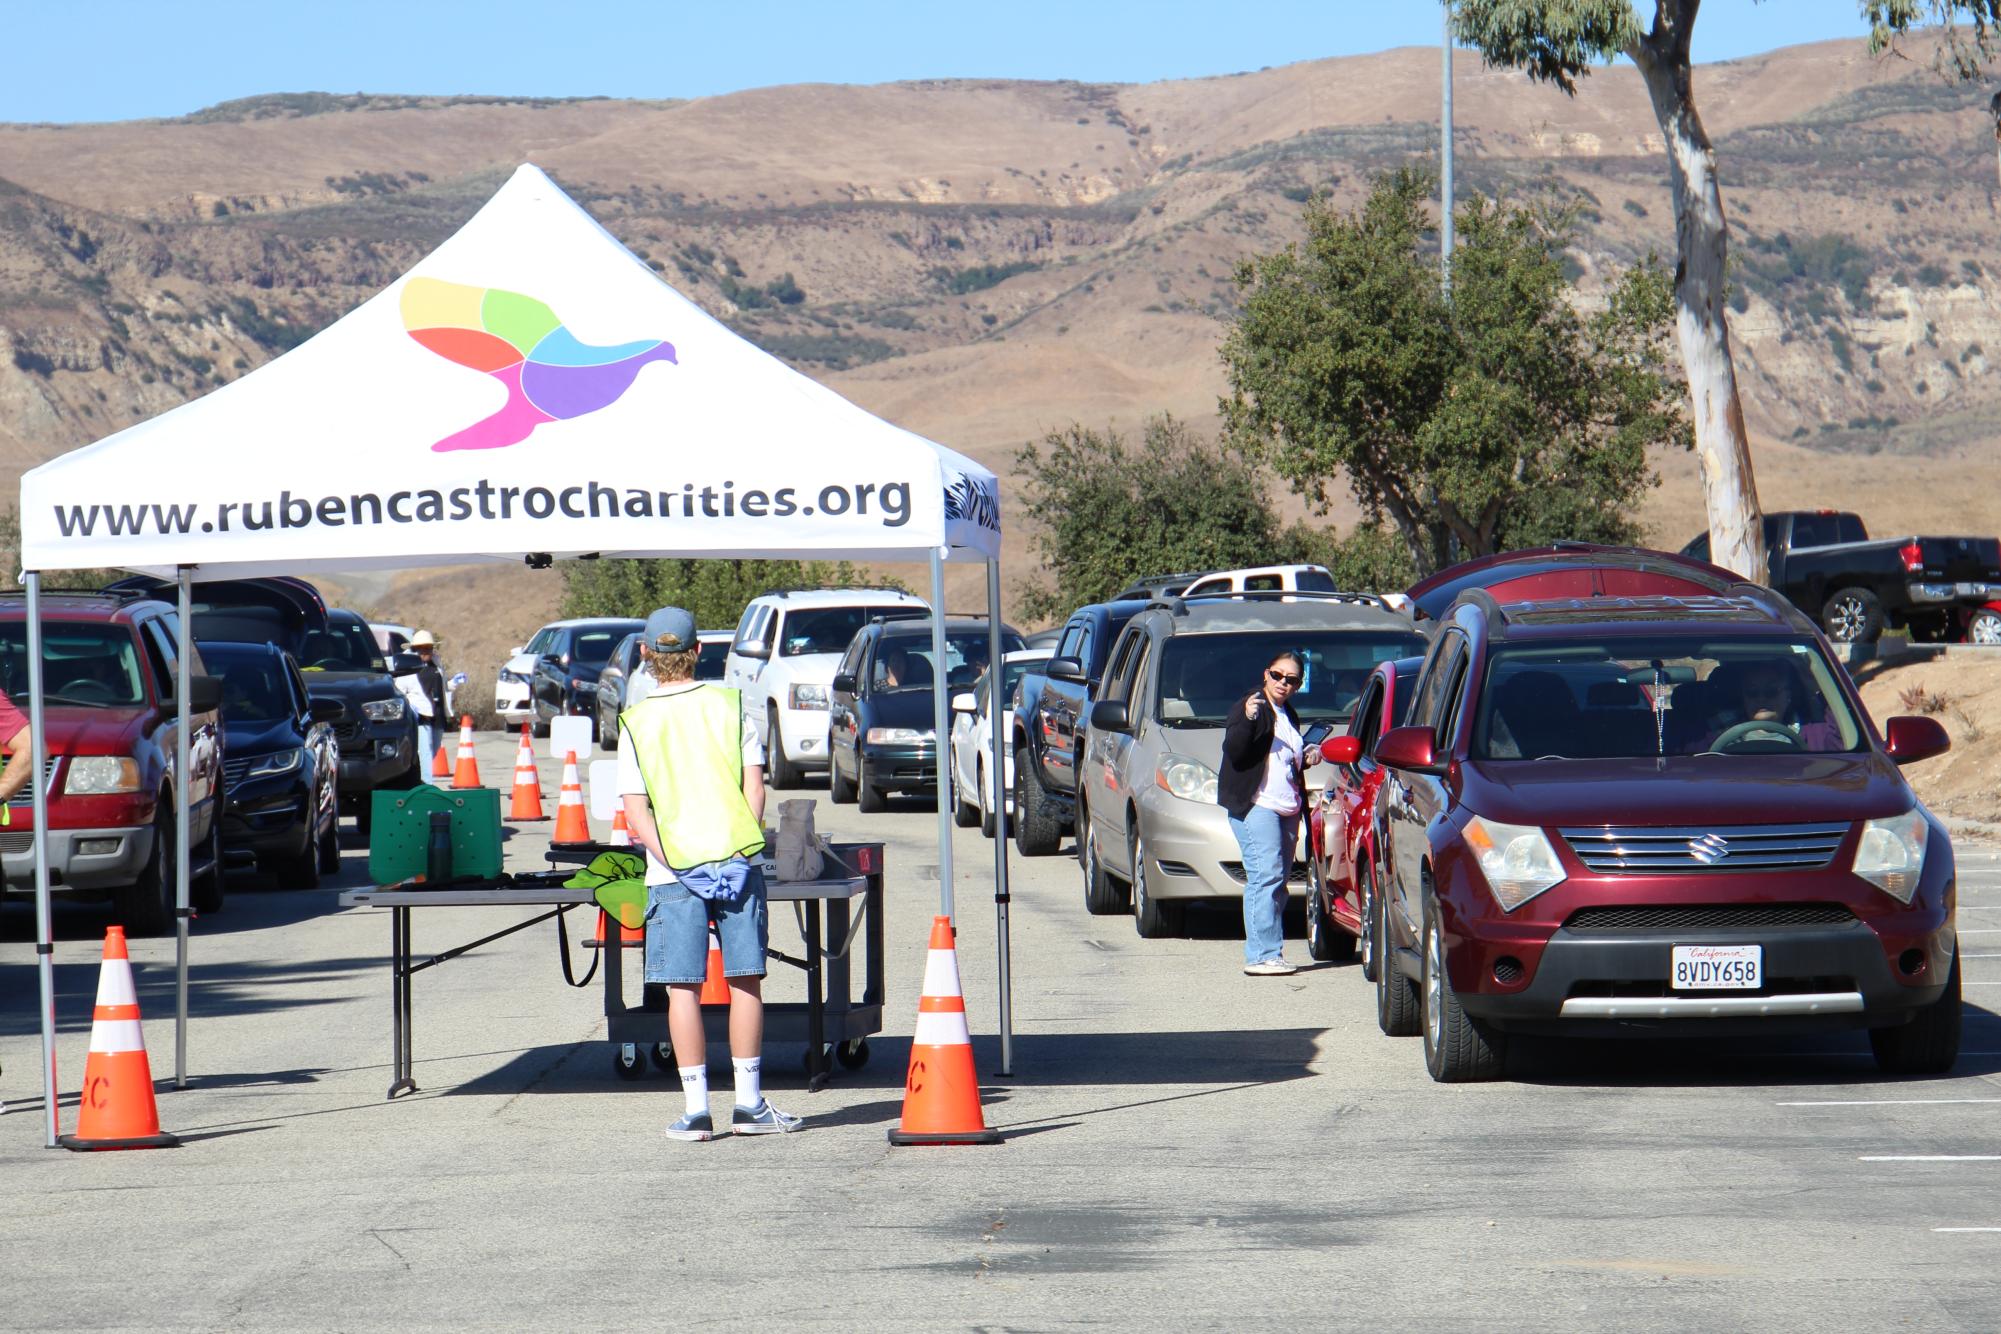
663;1111;716;1142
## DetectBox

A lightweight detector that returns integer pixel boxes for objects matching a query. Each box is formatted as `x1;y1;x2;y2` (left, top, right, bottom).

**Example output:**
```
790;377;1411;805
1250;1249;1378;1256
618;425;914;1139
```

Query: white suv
1180;564;1338;597
724;589;929;786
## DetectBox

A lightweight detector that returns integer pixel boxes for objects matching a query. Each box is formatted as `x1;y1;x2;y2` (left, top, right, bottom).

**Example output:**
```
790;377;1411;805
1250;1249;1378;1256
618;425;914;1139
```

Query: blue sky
6;2;1879;124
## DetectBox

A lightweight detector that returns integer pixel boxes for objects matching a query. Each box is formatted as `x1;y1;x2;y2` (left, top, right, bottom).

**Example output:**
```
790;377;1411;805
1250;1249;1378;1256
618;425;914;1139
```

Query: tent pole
928;550;953;922
27;572;58;1147
174;568;192;1087
985;557;1014;1076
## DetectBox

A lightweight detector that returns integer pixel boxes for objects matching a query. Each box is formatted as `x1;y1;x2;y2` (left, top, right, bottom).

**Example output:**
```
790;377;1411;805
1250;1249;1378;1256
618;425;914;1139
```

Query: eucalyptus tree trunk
1628;2;1767;583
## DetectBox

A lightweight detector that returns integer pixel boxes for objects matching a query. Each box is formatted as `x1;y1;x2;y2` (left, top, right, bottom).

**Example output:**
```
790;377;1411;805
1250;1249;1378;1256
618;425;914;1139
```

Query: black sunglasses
1266;668;1303;687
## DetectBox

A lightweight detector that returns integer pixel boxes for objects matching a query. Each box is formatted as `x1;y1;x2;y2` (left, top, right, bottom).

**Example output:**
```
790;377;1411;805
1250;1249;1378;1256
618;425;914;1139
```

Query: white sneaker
1243;958;1298;977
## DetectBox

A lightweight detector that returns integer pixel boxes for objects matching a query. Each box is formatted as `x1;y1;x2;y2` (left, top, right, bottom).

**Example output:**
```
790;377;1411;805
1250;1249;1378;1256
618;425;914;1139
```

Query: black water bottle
426;810;453;884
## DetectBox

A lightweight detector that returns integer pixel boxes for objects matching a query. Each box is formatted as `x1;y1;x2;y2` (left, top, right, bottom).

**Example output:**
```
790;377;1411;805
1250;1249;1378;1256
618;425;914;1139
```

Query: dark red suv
1373;583;1957;1082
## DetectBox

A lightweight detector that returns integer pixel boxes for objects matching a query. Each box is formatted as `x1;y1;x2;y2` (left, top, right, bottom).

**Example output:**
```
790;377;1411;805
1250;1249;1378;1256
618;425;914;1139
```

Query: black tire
1420;890;1507;1082
836;1039;870;1069
1821;586;1885;643
856;754;887;813
1013;746;1064;857
979;760;997;838
114;807;175;937
611;1045;647;1081
952;764;979;827
1968;609;2001;645
1358;859;1381;984
1871;948;1961;1075
267;816;322;891
191;816;225;916
1130;825;1181;939
1376;876;1420;1037
532;713;550;740
1081;804;1128;915
1304;857;1354;962
829;752;857;804
317;810;341;875
600;700;619;752
766;708;802;789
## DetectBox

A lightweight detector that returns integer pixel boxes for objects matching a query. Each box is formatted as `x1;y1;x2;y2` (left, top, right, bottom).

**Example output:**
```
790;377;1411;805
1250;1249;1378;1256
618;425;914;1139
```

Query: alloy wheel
1423;916;1444;1052
1828;594;1866;641
1971;612;2001;645
1359;868;1376;976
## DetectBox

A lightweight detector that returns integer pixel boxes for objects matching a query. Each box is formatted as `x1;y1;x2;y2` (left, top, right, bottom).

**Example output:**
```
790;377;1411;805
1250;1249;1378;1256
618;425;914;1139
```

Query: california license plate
1671;944;1762;991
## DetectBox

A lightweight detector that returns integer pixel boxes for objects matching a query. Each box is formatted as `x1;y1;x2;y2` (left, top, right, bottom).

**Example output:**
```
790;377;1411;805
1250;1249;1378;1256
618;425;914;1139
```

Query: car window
140;620;177;698
1437;654;1474;751
876;629;1023;692
1153;630;1424;727
0;622;146;707
1836;513;1867;543
836;633;868;683
779;606;921;657
1074;624;1095;674
1244;574;1282;591
1100;628;1141;702
1411;634;1467;732
732;605;762;650
208;649;295;723
1790;513;1838;549
1349;679;1384;754
301;619;387;673
287;659;311;716
1183;577;1224;597
1296;569;1337;592
696;640;729;681
527;629;555;656
1056;620;1085;662
571;630;624;666
1122;637;1154;714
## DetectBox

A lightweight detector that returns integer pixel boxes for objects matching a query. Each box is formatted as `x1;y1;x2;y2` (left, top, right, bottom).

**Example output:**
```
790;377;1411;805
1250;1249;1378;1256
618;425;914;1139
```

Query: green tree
1221;168;1688;578
560;557;888;630
1450;0;1767;583
1013;415;1302;620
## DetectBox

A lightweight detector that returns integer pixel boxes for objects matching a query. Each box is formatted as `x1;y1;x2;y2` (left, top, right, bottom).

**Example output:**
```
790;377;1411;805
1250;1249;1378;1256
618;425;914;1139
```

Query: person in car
1696;661;1840;752
1219;649;1324;977
874;648;908;690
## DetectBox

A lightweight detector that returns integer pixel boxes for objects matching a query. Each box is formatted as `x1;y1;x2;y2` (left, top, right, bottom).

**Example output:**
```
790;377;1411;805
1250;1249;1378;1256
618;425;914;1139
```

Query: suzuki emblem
1688;833;1729;864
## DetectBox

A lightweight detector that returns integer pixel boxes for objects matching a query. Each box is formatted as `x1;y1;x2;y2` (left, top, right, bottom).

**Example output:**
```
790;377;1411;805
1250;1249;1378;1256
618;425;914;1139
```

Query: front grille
223;755;254;793
1222;861;1311;885
1559;823;1847;874
333;721;365;746
0;830;29;854
1567;975;1856;1000
1565;903;1857;932
5;758;61;807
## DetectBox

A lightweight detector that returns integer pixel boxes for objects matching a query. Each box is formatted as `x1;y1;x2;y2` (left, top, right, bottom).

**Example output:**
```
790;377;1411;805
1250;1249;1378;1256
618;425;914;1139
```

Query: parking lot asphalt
4;729;2001;1330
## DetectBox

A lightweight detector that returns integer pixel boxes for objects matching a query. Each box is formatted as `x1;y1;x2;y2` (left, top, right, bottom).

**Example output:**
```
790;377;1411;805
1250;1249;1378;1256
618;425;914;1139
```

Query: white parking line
1859;1155;2001;1162
1963;954;2001;959
1933;1228;2001;1233
1957;929;2001;935
1778;1098;2001;1107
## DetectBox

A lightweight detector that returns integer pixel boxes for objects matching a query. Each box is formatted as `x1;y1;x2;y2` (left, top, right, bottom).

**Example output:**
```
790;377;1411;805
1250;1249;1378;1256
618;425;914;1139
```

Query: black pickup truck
1682;510;2001;643
1010;599;1148;855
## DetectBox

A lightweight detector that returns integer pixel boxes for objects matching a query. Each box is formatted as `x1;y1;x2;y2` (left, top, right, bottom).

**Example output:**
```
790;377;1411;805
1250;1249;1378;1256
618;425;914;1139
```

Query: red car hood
39;704;149;754
1460;753;1915;829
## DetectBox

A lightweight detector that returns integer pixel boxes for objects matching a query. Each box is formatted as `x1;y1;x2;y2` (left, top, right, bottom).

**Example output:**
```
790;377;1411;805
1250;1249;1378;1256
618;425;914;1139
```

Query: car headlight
1853;808;1929;904
789;683;830;711
866;727;932;744
362;698;406;723
64;756;140;795
498;669;528;685
1154;756;1218;804
248;748;303;778
1463;816;1565;911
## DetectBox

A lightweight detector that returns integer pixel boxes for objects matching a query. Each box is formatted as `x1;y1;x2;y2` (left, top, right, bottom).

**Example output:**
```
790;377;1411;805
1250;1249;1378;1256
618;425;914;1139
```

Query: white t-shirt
615;682;765;884
1253;709;1303;816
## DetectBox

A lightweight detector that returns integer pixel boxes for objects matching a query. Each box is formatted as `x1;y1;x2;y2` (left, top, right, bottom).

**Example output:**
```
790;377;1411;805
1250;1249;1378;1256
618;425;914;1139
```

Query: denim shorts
642;867;769;984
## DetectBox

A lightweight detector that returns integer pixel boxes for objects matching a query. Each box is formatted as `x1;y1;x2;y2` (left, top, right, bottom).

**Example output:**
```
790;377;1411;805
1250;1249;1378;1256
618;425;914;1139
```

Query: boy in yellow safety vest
617;606;801;1141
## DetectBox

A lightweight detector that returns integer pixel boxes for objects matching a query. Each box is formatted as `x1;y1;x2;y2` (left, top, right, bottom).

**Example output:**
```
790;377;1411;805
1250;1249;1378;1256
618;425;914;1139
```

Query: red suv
1373;582;1957;1082
0;592;224;933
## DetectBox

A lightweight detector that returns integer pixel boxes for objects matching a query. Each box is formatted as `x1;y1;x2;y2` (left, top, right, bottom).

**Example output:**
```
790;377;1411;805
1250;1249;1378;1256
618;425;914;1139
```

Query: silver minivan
1076;593;1425;937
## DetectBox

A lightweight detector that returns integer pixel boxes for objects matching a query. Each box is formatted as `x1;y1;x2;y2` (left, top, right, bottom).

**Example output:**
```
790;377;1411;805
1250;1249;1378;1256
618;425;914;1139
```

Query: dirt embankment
1853;654;2001;832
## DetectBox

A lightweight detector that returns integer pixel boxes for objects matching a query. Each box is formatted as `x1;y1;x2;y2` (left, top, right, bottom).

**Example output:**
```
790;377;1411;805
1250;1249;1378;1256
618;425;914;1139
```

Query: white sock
678;1065;709;1119
732;1056;762;1110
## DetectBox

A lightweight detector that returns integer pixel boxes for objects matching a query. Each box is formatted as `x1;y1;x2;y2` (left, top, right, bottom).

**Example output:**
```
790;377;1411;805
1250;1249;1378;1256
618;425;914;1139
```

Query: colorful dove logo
400;277;677;452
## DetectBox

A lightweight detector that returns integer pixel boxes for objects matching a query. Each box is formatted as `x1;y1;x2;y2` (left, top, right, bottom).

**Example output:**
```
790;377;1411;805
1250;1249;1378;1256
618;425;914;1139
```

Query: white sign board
547;716;594;765
587;759;621;822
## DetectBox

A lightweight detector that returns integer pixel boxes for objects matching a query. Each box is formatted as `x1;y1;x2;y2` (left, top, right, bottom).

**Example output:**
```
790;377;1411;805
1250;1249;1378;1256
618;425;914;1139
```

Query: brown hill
1;37;1998;654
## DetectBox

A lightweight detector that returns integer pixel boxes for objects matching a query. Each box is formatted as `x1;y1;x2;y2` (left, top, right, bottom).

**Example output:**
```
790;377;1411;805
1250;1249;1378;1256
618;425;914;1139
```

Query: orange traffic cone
888;916;1000;1146
698;926;730;1005
609;808;631;847
508;726;545;821
59;926;178;1152
430;739;451;779
552;750;591;844
450;715;482;789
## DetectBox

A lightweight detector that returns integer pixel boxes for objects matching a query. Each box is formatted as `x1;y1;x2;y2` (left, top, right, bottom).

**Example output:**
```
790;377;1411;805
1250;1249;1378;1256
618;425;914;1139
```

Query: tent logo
944;475;1000;532
400;277;677;452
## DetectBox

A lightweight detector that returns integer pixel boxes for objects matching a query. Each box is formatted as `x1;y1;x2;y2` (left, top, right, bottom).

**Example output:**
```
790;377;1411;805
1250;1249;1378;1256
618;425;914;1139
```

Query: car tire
978;760;997;839
1013;746;1063;857
1375;875;1420;1037
856;754;887;814
1821;586;1884;643
114;807;176;937
1130;825;1181;938
1968;609;2001;645
951;766;980;827
1358;859;1381;984
1420;889;1507;1082
1304;857;1353;963
356;798;373;838
600;701;619;752
829;752;857;804
531;713;550;739
317;807;341;875
268;814;322;891
191;817;225;916
1871;947;1961;1076
766;708;803;789
1081;804;1127;916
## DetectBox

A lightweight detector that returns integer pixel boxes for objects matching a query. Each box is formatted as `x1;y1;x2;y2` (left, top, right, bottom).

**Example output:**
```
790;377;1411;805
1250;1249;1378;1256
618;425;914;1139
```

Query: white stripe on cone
88;1018;145;1053
912;1008;971;1046
920;949;963;999
94;959;137;1008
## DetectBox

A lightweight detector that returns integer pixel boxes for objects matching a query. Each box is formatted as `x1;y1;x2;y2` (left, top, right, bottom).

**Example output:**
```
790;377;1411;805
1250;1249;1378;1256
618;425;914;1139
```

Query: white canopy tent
17;164;1017;1148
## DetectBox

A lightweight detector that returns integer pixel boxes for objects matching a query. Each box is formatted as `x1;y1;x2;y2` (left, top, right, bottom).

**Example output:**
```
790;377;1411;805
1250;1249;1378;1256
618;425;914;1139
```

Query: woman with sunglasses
1219;650;1323;976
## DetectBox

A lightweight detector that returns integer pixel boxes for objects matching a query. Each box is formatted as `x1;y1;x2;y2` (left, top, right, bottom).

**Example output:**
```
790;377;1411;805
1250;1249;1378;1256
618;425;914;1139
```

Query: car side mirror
309;698;344;723
388;652;421;677
185;675;224;715
1374;725;1442;774
737;639;771;661
831;671;857;695
1320;734;1361;766
951;692;977;714
1883;715;1950;766
1089;699;1131;733
1047;657;1087;685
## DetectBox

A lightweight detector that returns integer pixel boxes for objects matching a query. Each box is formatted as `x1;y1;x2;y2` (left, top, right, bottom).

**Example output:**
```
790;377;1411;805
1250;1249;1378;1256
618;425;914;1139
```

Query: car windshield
780;606;924;657
299;620;386;673
1154;631;1425;726
1471;636;1865;760
0;624;146;707
571;629;629;666
206;652;292;723
876;629;1026;692
974;657;1043;710
697;640;729;680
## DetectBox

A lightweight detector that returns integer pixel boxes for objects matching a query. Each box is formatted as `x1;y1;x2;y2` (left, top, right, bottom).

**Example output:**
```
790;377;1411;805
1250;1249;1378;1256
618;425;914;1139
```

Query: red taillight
1899;540;1924;574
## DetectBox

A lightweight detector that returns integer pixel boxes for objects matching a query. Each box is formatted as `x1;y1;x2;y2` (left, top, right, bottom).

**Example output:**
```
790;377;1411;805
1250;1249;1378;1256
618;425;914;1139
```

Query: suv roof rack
761;587;915;600
0;586;152;603
1147;589;1392;617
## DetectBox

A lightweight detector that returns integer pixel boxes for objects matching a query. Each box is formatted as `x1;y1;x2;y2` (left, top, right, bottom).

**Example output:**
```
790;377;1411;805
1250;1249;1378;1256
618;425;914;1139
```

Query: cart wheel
611;1043;646;1081
648;1042;676;1074
836;1039;870;1070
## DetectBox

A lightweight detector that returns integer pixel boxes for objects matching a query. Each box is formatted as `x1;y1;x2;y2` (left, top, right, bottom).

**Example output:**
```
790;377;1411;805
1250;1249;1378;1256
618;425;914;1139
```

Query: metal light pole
1441;3;1455;292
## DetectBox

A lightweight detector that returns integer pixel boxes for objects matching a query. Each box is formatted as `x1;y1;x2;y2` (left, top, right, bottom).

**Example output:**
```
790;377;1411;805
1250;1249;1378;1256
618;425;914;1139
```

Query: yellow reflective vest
618;684;765;871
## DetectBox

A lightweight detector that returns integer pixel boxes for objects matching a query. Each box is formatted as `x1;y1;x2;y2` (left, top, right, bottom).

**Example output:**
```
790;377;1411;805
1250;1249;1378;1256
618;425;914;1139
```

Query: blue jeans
1228;806;1298;965
417;723;440;771
642;867;770;984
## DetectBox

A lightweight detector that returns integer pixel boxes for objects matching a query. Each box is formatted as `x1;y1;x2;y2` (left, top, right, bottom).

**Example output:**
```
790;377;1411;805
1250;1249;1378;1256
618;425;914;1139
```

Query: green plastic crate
368;785;503;885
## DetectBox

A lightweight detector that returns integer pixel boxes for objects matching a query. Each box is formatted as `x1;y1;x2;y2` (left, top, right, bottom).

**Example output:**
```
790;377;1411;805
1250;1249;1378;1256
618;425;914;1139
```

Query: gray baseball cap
643;606;697;652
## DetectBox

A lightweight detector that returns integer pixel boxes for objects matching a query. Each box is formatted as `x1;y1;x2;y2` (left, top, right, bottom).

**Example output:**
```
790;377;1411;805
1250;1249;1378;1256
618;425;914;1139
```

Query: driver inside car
1696;662;1840;752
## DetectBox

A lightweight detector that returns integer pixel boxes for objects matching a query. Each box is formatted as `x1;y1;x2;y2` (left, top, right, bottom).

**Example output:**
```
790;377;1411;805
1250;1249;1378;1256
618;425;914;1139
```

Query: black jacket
1218;691;1303;821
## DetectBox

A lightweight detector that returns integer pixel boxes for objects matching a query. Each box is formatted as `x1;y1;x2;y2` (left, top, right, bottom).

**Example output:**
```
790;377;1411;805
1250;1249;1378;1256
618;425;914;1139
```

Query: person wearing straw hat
396;630;451;767
617;605;800;1141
